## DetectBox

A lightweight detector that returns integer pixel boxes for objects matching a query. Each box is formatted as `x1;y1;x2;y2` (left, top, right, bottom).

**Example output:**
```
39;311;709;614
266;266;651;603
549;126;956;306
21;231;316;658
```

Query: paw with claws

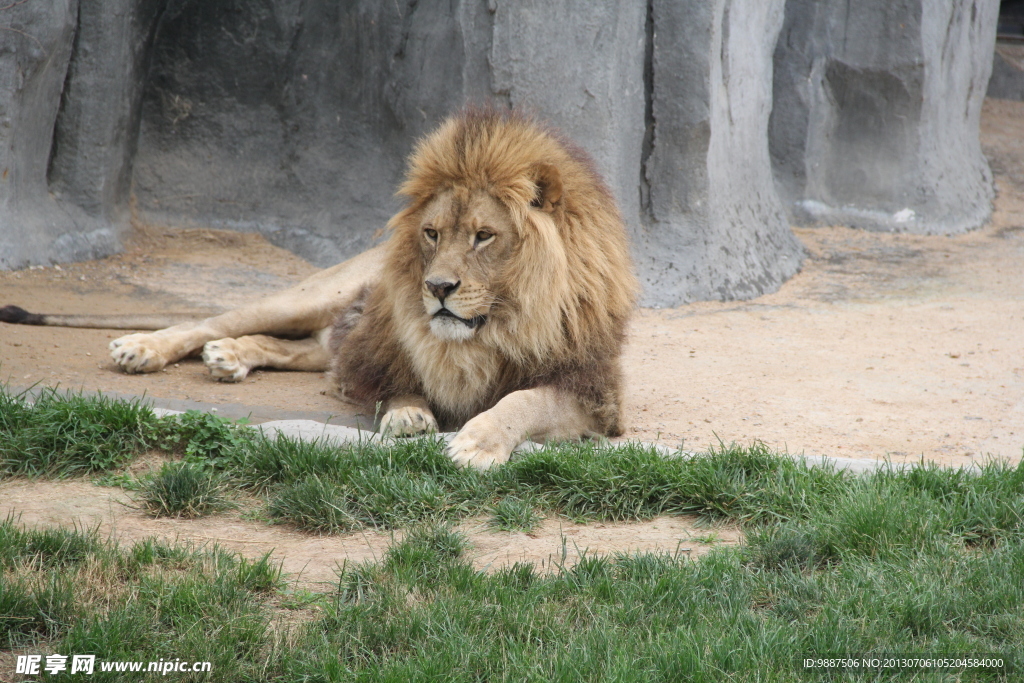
380;404;438;436
446;411;517;470
202;339;251;382
109;334;171;374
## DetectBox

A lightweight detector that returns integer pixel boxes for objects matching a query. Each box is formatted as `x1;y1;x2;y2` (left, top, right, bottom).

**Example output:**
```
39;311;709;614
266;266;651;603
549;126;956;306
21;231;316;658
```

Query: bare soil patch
623;99;1023;467
0;478;737;587
0;227;337;423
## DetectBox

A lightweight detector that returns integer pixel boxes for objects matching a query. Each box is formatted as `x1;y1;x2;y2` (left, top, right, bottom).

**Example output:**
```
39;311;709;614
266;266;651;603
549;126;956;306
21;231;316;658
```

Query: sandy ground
0;476;738;585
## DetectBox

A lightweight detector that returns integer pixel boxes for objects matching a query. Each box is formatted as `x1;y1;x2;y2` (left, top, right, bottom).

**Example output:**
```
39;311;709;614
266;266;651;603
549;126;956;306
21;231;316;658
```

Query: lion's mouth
433;308;487;330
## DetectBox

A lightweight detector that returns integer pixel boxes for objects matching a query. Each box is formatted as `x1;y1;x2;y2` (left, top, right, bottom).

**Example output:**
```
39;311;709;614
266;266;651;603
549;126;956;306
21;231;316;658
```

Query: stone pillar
770;0;1000;234
638;0;804;305
48;0;167;225
0;0;166;269
0;0;79;268
491;1;648;245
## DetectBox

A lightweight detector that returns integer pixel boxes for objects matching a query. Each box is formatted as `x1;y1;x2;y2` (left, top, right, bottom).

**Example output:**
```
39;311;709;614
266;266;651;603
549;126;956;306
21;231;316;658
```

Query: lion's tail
0;305;198;330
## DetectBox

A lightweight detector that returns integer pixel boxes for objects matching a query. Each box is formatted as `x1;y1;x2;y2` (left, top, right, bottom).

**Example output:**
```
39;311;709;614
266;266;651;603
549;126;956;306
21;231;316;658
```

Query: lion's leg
201;329;332;382
379;395;439;436
446;386;600;470
109;244;385;374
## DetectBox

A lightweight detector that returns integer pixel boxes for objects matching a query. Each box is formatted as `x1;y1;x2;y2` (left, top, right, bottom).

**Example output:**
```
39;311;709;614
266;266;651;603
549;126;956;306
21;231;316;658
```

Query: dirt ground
1;99;1023;575
0;476;739;585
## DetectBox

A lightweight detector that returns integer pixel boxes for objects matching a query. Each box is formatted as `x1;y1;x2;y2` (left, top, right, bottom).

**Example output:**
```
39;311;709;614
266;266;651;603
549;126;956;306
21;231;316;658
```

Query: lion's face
416;189;519;342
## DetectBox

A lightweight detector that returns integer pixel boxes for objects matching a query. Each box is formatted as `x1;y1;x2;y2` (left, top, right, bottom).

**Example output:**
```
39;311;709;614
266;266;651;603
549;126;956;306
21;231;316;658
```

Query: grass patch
134;461;234;518
266;474;361;533
0;387;253;480
229;434;856;533
7;516;1015;680
0;570;79;646
488;496;543;532
0;387;159;478
240;434;490;530
157;409;253;463
2;386;1021;543
2;386;1024;679
494;439;852;523
299;525;1024;681
0;521;104;570
0;519;284;676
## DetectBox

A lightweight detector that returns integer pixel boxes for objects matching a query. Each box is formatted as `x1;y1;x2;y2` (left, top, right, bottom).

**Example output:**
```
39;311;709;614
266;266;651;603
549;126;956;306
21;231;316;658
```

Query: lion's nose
425;279;460;302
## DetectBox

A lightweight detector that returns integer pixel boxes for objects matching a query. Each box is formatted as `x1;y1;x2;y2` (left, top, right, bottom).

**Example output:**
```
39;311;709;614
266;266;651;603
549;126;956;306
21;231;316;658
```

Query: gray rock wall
132;0;498;263
132;0;798;306
131;0;648;270
0;0;81;269
0;0;165;270
770;0;1000;234
0;0;1004;306
491;1;647;242
49;0;166;225
987;44;1024;100
640;0;803;305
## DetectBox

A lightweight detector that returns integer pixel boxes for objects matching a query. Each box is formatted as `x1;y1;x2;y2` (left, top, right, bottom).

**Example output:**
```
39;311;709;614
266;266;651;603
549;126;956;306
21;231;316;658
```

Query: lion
0;109;638;469
327;109;638;467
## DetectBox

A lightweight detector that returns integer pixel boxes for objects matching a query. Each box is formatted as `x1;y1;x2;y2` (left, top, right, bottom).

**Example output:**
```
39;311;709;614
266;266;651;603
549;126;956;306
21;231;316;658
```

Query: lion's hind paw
109;334;168;374
202;339;251;382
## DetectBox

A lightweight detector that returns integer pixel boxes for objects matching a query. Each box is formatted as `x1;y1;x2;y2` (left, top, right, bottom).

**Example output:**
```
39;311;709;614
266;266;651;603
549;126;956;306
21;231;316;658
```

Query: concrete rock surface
0;0;167;269
771;0;1000;234
49;0;165;228
987;43;1024;101
640;0;804;305
0;0;82;269
133;0;801;305
0;0;1004;306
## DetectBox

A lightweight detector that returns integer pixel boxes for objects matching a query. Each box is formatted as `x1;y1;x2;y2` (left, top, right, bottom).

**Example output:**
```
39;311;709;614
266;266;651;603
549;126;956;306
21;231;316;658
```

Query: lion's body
2;109;637;469
329;110;637;465
90;246;386;381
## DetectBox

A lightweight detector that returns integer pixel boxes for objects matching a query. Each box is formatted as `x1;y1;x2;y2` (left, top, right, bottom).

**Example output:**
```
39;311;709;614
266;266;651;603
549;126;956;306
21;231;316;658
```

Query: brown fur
329;109;638;433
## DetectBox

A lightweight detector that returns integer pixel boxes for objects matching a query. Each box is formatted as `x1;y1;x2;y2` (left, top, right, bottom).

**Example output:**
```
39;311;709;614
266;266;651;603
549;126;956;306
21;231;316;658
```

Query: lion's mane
330;109;638;433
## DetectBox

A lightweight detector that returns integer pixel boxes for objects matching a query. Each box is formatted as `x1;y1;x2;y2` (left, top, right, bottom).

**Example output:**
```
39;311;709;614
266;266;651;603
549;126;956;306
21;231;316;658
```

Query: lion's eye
424;228;438;241
475;230;494;245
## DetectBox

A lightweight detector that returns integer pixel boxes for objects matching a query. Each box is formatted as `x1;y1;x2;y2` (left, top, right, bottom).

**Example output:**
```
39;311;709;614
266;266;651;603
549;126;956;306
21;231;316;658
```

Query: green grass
1;385;1023;679
226;431;857;532
135;461;234;518
0;386;158;477
1;517;1019;681
236;433;491;530
488;496;543;532
0;386;253;479
306;528;1024;682
0;522;281;681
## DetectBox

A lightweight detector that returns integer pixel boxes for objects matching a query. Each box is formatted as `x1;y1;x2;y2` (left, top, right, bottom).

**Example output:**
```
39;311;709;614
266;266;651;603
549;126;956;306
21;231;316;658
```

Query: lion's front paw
202;339;252;382
446;412;516;470
380;405;438;437
109;334;170;374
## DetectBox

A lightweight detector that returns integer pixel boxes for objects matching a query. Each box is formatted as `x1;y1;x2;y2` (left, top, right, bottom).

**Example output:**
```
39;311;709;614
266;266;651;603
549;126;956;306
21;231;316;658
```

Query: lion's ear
530;163;563;213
